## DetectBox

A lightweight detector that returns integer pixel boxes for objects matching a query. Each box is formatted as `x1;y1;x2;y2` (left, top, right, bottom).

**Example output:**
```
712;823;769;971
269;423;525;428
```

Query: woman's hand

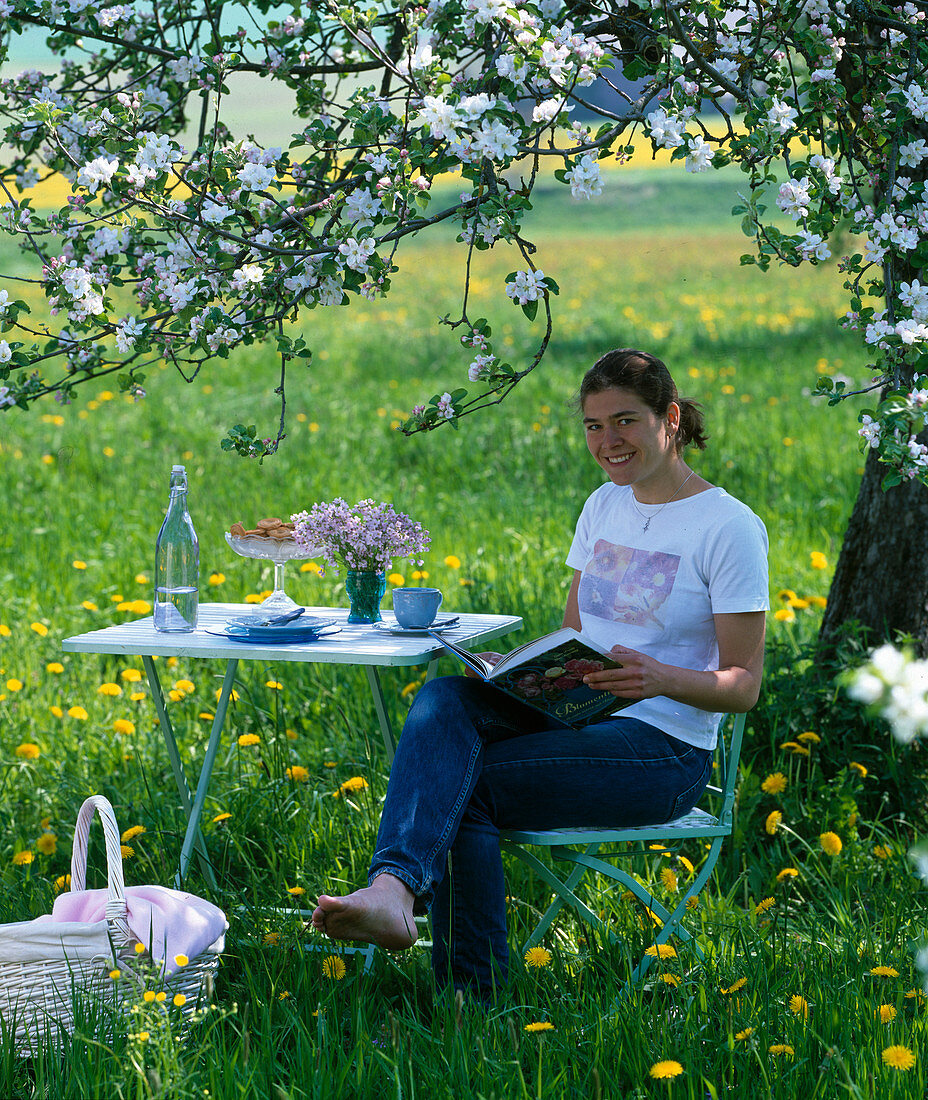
464;652;503;679
581;645;666;700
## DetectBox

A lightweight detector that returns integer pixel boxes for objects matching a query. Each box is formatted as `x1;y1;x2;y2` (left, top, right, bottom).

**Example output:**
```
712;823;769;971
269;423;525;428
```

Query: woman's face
582;387;681;498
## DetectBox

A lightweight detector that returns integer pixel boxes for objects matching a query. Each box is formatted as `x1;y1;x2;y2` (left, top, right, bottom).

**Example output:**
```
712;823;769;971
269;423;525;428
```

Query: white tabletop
62;603;524;668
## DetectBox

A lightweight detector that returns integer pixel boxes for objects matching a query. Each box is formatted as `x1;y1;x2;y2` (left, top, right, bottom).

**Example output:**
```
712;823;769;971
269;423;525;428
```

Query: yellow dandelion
411;570;428;581
774;608;795;623
659;972;680;987
50;705;63;718
754;897;775;915
130;691;146;702
797;731;821;744
721;978;747;995
109;969;121;980
265;680;283;690
174;954;188;967
46;662;64;674
524;1021;555;1033
524;946;552;969
212;812;232;824
808;595;827;608
12;850;33;866
134;573;148;584
321;955;347;980
400;681;419;698
173;994;187;1007
869;966;900;977
300;561;322;574
208;573;225;586
644;943;677;959
882;1045;916;1070
81;601;98;611
768;1044;794;1057
0;625;10;637
36;833;57;856
137;1031;150;1042
15;743;40;760
387;573;405;586
6;679;23;692
154;992;166;1003
336;776;369;797
873;845;892;860
134;942;145;954
761;773;787;795
788;994;809;1018
121;826;146;843
30;623;49;637
113;719;136;735
776;867;799;882
97;682;122;696
660;868;678;892
120;845;134;858
215;688;240;702
877;1004;897;1023
735;1028;754;1040
820;832;842;856
174;679;195;693
848;761;868;778
263;932;280;946
677;855;694;875
142;990;156;1003
810;551;828;569
648;1060;684;1080
53;874;71;893
287;886;306;897
285;765;309;782
237;733;261;747
120;669;142;682
685;895;699;910
444;555;461;569
67;705;88;720
765;810;782;835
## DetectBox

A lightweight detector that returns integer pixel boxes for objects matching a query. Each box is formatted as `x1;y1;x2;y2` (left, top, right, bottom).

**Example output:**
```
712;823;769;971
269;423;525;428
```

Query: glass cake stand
225;533;321;619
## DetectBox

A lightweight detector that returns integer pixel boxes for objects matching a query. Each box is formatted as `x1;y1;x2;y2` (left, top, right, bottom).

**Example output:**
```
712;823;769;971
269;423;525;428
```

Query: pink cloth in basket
43;885;227;975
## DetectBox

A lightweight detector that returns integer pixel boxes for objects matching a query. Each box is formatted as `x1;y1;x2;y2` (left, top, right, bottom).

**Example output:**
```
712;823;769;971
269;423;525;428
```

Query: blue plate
223;615;337;638
206;624;341;644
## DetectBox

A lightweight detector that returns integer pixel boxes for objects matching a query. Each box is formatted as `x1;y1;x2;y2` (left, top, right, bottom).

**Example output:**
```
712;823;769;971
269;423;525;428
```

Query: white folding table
62;603;523;887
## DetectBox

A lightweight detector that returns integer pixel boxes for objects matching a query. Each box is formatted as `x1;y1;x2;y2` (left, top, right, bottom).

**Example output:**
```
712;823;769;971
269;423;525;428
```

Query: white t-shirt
566;484;769;749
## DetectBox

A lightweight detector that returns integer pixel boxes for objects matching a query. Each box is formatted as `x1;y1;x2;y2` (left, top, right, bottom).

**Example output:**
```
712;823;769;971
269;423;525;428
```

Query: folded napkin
44;885;227;975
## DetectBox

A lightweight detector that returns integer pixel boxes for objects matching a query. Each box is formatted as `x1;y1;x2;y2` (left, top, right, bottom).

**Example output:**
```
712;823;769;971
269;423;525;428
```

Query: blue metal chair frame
499;712;747;993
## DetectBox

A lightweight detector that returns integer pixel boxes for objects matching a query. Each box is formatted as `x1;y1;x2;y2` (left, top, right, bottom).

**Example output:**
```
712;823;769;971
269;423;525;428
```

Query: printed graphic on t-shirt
579;539;680;629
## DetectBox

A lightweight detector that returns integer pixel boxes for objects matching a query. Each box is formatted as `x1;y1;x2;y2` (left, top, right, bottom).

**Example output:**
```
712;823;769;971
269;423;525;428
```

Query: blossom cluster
290;499;431;575
0;1;926;474
847;644;928;746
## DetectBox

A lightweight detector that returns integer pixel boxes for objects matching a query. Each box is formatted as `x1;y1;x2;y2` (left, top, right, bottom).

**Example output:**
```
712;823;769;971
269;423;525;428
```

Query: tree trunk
820;445;928;653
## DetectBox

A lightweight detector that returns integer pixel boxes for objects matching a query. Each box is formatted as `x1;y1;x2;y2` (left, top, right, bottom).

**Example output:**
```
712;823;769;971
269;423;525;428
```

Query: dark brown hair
577;348;708;451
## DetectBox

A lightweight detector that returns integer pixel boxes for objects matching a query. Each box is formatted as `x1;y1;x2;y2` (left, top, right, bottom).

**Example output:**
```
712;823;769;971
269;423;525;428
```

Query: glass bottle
153;464;199;632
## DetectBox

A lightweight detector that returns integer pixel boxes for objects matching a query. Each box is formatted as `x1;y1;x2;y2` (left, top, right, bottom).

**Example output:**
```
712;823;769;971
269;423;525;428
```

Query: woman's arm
562;571;582;631
580;610;766;714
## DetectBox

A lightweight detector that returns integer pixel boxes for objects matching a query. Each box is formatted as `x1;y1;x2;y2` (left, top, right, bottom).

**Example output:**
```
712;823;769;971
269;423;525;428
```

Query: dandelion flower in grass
120;669;142;682
336;776;369;797
36;833;56;856
120;845;134;859
660;868;678;892
677;855;694;875
321;955;347;980
130;691;146;702
869;966;900;977
237;733;261;747
212;812;232;824
789;994;809;1018
873;845;892;860
67;705;88;720
12;851;33;865
50;705;63;718
648;1060;684;1080
134;942;146;955
444;555;461;569
142;990;156;1003
54;873;71;893
109;969;121;980
797;731;821;744
882;1045;916;1070
287;886;306;897
208;572;225;586
685;895;699;910
754;897;775;916
263;932;280;946
6;679;23;692
137;1031;150;1042
300;562;322;574
134;573;148;585
285;765;309;782
768;1044;794;1057
524;946;552;969
659;972;680;987
173;994;186;1008
266;680;282;691
121;826;146;843
174;954;188;967
761;773;787;795
216;687;240;703
30;622;48;637
774;608;795;623
174;679;195;694
776;867;799;883
820;832;842;856
524;1021;555;1033
113;719;135;735
721;978;747;995
810;551;828;570
849;761;868;778
0;625;10;637
81;600;98;611
155;991;166;1003
16;743;40;759
644;943;677;959
735;1028;754;1040
411;570;429;581
765;810;782;835
877;1004;897;1023
46;662;64;674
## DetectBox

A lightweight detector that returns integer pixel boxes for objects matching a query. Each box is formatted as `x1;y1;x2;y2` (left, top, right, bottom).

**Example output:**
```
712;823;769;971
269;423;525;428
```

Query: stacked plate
207;614;340;644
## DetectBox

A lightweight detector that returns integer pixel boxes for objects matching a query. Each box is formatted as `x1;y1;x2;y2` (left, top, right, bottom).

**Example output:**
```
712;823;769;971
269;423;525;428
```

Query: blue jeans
369;676;712;997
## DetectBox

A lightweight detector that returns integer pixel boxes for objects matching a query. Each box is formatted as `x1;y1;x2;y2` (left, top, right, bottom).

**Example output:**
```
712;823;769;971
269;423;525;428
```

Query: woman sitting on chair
312;347;769;999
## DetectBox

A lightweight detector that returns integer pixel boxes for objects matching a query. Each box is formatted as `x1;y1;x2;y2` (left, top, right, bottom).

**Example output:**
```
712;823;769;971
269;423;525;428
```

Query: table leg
141;655;218;888
177;658;240;887
364;665;396;763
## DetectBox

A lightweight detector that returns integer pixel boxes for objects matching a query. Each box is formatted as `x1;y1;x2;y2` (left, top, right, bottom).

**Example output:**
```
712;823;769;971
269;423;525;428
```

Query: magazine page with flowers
431;627;629;729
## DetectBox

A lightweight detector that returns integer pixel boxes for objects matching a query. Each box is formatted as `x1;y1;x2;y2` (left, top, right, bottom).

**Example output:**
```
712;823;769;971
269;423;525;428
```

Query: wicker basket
0;795;224;1055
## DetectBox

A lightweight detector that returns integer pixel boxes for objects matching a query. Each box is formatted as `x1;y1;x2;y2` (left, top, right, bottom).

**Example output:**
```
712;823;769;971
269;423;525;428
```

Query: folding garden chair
500;711;747;996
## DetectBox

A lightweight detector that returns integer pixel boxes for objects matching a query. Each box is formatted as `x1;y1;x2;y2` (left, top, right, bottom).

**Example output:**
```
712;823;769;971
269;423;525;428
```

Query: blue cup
392;587;443;629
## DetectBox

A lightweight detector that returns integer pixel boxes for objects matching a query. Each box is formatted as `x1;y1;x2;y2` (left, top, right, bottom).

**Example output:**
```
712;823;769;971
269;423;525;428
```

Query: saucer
373;616;459;636
206;624;341;644
225;615;336;638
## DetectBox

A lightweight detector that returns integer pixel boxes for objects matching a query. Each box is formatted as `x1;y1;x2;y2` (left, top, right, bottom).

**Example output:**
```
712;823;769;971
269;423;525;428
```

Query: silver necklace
632;470;696;532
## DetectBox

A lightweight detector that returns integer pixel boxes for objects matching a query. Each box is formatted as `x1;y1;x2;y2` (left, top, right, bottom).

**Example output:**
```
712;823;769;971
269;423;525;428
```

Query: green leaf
521;300;538;322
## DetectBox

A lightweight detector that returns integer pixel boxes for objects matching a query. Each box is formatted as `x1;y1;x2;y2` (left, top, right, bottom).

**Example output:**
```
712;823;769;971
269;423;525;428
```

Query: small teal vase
345;570;387;624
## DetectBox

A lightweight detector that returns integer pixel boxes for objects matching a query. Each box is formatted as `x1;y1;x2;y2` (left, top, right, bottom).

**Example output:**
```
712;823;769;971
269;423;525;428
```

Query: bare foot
311;873;418;951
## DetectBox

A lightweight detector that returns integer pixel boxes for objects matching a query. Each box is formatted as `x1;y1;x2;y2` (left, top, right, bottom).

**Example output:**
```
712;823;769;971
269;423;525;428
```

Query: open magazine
429;626;631;728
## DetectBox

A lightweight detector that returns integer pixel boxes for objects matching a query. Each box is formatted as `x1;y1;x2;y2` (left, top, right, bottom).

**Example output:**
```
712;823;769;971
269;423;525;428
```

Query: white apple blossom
76;155;119;193
685;135;714;172
646;109;686;149
506;269;547;305
895;319;928;344
532;98;568;123
766;97;798;133
0;341;11;363
115;315;146;353
237;162;276;191
905;82;928;120
899;139;928;168
796;230;831;261
565;155;603;200
338;237;375;272
777;177;812;219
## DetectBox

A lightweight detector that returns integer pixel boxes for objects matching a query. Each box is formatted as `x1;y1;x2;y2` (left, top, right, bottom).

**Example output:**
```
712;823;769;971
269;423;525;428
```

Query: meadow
0;166;926;1098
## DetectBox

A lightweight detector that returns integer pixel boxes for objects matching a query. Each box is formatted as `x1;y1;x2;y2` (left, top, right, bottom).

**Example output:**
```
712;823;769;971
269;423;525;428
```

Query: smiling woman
310;347;769;1002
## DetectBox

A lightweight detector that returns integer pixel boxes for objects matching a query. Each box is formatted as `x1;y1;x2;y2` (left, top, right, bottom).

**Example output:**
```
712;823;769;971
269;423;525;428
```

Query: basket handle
70;795;132;946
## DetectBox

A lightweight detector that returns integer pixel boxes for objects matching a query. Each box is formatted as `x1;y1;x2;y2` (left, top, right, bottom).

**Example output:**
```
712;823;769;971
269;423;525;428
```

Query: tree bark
820;445;928;653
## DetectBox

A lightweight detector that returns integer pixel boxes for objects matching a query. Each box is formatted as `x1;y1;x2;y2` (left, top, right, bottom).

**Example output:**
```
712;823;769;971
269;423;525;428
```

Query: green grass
0;170;926;1097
